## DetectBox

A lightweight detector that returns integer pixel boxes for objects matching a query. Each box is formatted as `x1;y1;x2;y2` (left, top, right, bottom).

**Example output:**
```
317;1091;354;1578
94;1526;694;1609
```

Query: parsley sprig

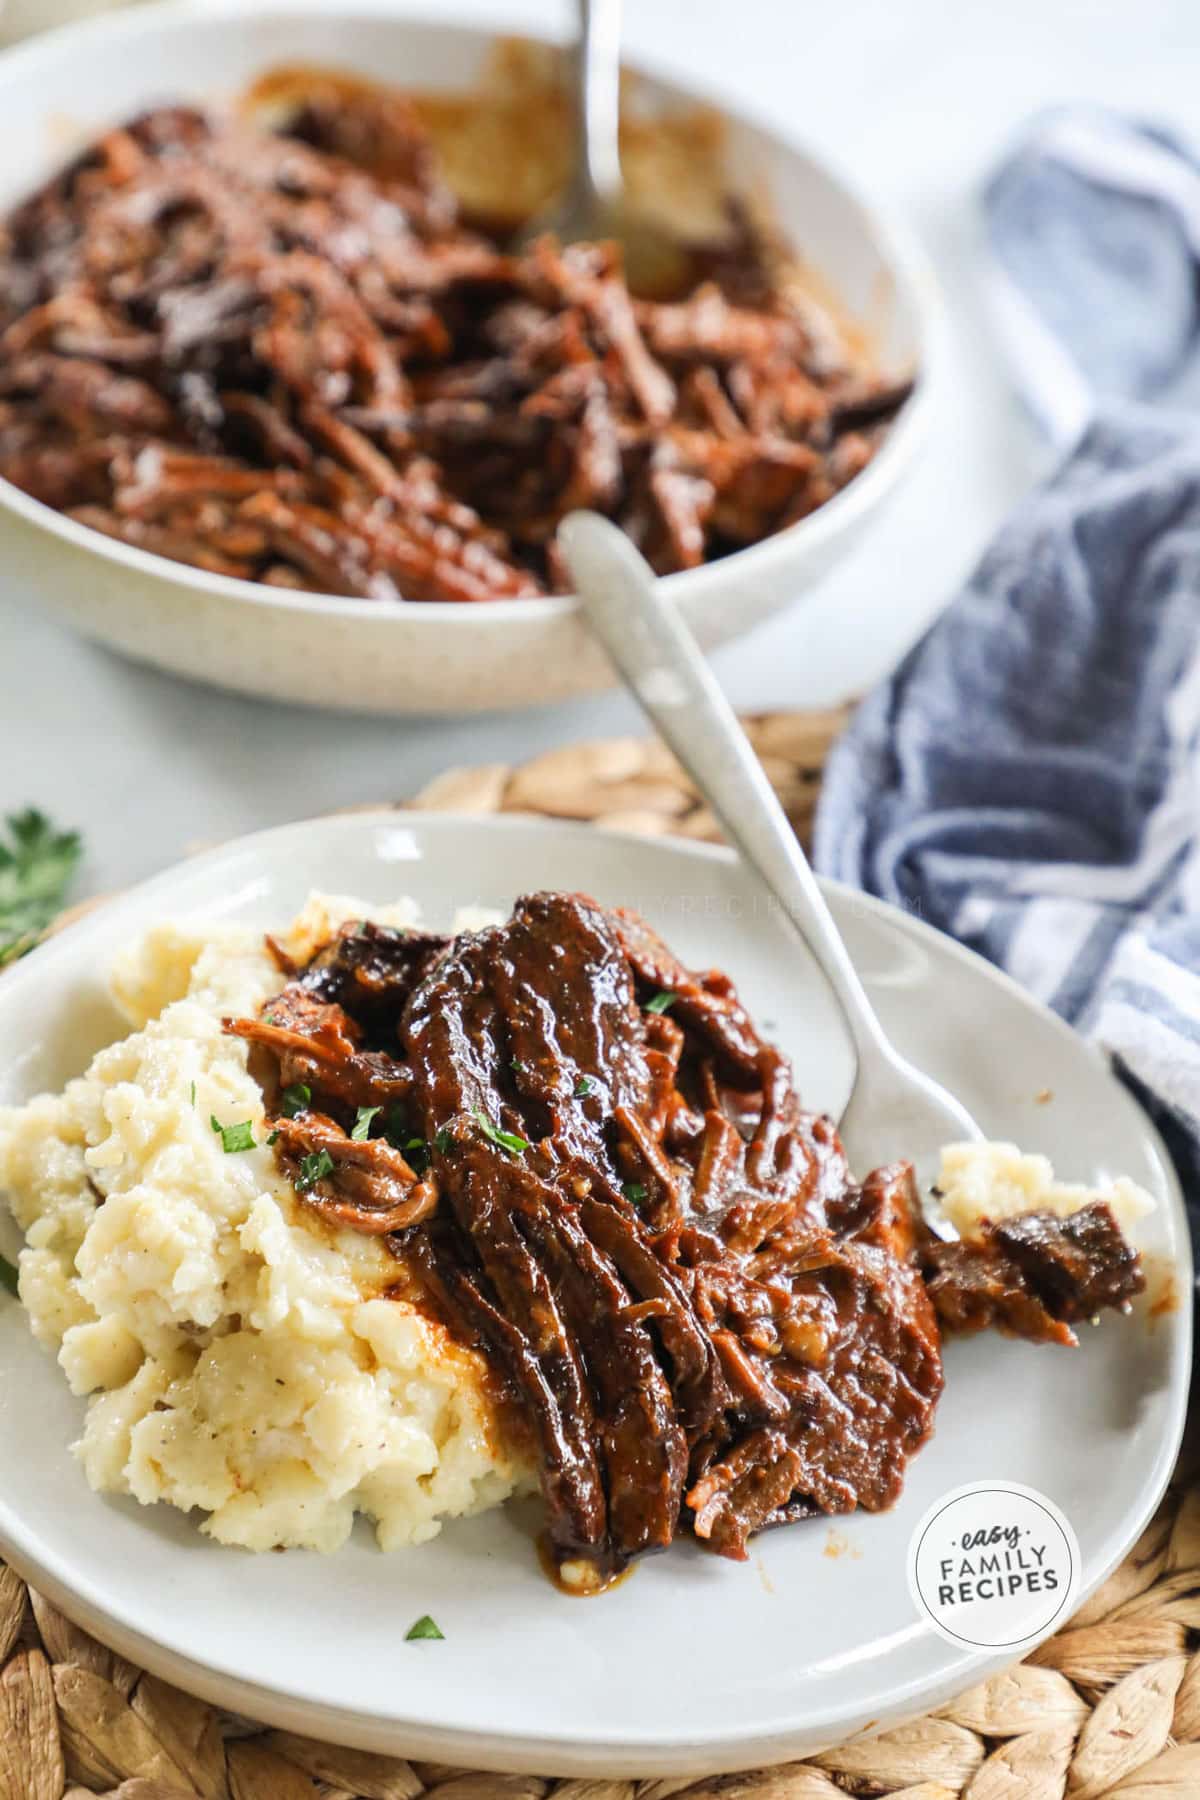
0;809;82;966
297;1148;335;1191
351;1105;382;1141
401;1137;431;1175
405;1614;444;1641
211;1116;255;1154
473;1109;528;1156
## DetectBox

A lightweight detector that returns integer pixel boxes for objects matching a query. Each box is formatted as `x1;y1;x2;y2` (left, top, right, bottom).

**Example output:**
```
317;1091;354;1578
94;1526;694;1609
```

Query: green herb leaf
644;991;677;1015
574;1075;594;1097
511;1057;526;1074
0;809;82;967
211;1116;255;1154
0;1255;18;1299
351;1105;382;1142
433;1127;454;1156
297;1148;335;1192
281;1083;311;1119
623;1182;648;1204
266;1129;280;1146
401;1136;430;1175
189;1081;196;1107
405;1614;444;1641
383;1106;415;1150
473;1109;528;1156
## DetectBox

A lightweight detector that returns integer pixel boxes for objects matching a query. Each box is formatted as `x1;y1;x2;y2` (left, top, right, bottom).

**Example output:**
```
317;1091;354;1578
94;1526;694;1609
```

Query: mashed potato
0;893;530;1554
936;1140;1155;1243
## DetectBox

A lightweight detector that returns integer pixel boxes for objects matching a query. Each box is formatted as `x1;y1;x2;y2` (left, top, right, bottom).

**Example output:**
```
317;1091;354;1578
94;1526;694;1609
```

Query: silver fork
559;512;981;1182
513;0;689;295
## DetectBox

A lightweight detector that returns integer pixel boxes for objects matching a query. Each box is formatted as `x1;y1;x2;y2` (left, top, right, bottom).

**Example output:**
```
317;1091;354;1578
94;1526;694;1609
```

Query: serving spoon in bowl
559;511;981;1185
514;0;690;296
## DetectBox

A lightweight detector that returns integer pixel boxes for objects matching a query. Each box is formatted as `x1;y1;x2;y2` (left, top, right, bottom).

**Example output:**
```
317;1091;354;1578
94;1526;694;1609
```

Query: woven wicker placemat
3;707;1198;1800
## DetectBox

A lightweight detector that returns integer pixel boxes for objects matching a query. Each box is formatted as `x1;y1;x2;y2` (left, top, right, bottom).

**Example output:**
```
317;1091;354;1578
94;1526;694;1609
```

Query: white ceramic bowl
0;0;940;713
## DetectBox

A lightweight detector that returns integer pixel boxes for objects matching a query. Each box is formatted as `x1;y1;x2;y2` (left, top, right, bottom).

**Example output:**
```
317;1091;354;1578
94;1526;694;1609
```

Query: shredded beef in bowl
0;62;912;604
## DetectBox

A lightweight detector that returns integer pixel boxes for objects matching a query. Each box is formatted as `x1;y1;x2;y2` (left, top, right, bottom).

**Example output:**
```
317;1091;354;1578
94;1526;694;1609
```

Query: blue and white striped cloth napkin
814;108;1200;1193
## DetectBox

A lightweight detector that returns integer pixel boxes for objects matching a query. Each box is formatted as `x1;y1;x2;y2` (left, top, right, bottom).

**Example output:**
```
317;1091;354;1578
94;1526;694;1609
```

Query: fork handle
570;0;624;208
558;512;892;1065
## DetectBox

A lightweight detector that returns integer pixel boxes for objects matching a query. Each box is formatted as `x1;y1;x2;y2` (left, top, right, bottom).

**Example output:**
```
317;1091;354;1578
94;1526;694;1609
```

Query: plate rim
0;809;1191;1774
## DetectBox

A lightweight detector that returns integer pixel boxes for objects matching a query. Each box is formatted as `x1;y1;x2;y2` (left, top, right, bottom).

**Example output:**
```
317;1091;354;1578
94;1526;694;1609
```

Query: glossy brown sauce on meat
922;1203;1145;1347
224;894;1144;1586
0;68;911;601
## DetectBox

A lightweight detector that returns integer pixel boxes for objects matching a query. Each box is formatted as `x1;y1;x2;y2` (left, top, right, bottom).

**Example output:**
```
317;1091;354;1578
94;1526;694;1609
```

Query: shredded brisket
922;1202;1145;1347
224;894;1144;1584
0;76;911;601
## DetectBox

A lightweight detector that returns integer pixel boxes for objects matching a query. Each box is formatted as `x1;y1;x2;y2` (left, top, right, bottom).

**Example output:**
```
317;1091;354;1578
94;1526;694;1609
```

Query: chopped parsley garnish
403;1137;431;1175
511;1057;526;1074
351;1105;381;1142
0;808;82;967
644;991;677;1015
281;1083;311;1118
623;1182;648;1204
405;1614;444;1641
266;1129;280;1147
434;1127;454;1155
263;1012;278;1025
189;1081;196;1106
210;1116;255;1154
297;1148;335;1191
473;1109;528;1156
574;1075;594;1097
0;1255;18;1299
385;1110;431;1175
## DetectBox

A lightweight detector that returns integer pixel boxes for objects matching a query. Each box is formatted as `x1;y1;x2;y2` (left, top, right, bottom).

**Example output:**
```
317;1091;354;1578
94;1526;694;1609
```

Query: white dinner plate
0;812;1190;1776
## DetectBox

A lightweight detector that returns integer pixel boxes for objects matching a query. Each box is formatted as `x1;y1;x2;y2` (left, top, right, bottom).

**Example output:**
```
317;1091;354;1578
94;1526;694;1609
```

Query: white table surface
4;0;1190;896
